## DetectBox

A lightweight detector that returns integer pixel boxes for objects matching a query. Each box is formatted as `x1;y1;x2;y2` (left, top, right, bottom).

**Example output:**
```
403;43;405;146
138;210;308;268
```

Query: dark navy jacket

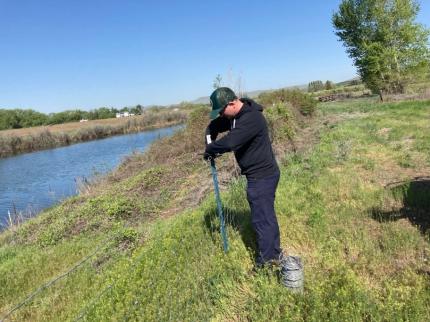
205;98;279;179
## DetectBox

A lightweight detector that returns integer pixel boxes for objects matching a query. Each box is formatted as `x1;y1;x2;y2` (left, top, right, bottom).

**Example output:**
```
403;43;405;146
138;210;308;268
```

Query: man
204;87;283;267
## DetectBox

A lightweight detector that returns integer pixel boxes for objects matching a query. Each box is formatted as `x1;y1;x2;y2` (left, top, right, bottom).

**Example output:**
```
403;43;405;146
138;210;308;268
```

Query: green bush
264;102;296;142
257;89;317;116
115;227;139;248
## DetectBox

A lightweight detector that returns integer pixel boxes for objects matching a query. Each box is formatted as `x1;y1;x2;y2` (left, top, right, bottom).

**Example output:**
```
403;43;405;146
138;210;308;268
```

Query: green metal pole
209;158;229;253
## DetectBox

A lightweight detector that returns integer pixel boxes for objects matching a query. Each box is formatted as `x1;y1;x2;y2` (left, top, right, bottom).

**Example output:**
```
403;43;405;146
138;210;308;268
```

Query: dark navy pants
246;171;281;265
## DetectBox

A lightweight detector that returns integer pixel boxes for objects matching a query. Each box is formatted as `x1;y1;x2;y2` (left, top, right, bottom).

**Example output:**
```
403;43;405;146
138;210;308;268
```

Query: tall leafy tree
333;0;430;100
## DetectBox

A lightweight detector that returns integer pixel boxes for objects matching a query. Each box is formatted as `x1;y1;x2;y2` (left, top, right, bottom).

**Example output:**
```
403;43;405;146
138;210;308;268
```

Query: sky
1;1;429;113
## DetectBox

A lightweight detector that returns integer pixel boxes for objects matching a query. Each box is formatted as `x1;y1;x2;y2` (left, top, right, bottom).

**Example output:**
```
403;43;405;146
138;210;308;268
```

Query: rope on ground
0;234;116;322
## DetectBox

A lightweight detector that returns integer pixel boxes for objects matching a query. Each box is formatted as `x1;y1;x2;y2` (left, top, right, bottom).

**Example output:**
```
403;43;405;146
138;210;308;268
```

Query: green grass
310;83;372;98
1;99;430;321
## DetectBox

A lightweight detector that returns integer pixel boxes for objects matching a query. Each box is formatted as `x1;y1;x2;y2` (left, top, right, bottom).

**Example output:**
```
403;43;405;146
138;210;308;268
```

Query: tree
213;74;223;89
17;109;49;127
333;0;430;100
0;109;49;129
0;110;20;129
308;80;324;92
325;80;335;90
135;104;144;114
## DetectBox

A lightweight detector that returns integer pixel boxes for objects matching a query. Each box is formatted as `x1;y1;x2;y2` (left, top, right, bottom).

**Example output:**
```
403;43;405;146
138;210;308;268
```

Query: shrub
264;102;295;142
257;89;317;116
115;227;139;249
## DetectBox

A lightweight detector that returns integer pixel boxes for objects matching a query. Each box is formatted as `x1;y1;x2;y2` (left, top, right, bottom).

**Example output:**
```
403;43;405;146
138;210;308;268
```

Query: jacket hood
238;98;263;116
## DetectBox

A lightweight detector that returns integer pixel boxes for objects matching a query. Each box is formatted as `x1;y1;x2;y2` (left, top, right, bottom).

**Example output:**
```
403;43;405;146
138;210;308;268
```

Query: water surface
0;125;180;225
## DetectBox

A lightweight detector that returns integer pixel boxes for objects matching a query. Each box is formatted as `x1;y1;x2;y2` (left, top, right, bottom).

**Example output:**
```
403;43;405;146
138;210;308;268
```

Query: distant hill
335;76;361;87
191;84;308;105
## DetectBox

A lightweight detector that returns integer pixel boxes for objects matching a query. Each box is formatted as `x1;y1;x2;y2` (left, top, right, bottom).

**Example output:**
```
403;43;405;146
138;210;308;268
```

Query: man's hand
203;152;215;161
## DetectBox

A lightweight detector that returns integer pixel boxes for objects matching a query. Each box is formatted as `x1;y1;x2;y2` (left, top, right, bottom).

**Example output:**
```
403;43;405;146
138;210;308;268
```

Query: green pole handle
209;158;229;253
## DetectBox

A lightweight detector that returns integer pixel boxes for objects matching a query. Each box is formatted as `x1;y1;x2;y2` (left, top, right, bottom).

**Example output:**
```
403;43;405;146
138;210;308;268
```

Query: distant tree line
0;105;144;130
308;80;335;92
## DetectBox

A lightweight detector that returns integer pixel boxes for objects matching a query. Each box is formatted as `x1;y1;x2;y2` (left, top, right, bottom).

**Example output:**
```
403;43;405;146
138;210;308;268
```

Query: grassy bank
1;98;429;321
0;109;189;158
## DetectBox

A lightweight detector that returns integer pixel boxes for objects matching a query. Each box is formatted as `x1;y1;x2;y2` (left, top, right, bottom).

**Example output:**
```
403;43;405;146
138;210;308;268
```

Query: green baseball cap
209;87;237;119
